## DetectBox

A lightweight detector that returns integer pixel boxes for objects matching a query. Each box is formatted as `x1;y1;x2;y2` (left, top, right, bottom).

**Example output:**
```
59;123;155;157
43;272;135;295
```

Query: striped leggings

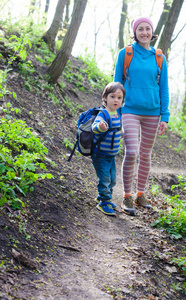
122;114;160;194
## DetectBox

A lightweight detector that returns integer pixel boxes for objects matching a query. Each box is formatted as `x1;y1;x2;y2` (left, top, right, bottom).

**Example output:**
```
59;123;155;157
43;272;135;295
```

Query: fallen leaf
165;265;177;273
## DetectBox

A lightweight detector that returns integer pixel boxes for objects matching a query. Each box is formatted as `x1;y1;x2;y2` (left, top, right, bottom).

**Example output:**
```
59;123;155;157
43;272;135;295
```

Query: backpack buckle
157;73;160;84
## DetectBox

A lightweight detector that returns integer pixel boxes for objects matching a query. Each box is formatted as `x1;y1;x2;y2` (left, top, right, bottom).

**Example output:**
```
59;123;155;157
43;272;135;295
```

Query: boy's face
104;88;123;112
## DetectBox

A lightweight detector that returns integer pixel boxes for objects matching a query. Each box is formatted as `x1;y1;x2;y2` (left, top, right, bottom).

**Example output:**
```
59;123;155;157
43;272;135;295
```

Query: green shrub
0;117;53;209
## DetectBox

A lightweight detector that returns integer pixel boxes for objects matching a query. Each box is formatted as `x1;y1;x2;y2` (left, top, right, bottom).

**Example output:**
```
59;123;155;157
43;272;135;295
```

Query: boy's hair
102;82;125;106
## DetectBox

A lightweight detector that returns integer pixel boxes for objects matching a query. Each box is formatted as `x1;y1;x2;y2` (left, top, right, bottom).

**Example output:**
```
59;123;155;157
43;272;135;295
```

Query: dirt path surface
0;56;186;300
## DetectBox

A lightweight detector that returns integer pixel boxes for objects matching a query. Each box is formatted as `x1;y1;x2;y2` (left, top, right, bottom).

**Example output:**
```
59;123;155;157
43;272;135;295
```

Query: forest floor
0;55;186;300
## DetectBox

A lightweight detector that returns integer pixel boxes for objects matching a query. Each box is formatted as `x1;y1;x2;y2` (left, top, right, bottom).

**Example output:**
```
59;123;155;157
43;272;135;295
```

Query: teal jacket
114;43;170;122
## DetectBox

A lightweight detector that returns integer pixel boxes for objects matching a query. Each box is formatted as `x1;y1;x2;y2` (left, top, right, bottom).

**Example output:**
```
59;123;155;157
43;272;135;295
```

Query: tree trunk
158;0;184;59
63;0;70;30
44;0;50;13
47;0;88;84
118;0;128;50
151;0;170;47
42;0;67;53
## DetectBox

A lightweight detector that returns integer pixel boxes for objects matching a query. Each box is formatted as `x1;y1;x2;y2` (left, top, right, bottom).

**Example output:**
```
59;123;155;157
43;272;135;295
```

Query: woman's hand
158;121;167;136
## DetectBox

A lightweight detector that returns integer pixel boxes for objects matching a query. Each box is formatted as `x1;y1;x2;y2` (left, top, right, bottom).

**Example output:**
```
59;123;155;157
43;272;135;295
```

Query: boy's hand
99;121;108;131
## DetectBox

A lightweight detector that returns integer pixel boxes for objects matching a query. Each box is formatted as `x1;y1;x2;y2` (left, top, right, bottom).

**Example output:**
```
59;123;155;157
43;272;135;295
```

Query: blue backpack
68;106;121;162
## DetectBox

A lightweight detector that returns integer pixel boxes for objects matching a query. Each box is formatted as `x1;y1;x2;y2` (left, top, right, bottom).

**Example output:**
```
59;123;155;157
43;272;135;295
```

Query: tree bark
158;0;184;59
42;0;67;53
118;0;128;50
151;0;170;47
47;0;88;84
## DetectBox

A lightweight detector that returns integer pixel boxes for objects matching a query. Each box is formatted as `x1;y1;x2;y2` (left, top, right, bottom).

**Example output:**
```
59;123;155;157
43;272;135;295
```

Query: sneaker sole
95;198;100;204
95;198;117;209
121;207;135;216
96;205;116;216
135;202;152;209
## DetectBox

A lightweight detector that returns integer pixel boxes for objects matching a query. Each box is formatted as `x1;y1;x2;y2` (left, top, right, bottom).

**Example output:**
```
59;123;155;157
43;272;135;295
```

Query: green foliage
0;69;11;101
36;42;56;65
150;184;162;196
151;176;186;239
18;61;35;77
79;51;112;89
62;138;74;151
171;253;186;276
118;139;124;155
0;32;34;101
171;175;186;192
0;68;17;102
63;96;83;115
8;34;32;60
168;113;186;143
0;116;53;209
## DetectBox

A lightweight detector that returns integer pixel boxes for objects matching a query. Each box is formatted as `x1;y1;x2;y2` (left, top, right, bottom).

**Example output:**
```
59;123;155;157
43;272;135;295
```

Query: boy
92;82;125;216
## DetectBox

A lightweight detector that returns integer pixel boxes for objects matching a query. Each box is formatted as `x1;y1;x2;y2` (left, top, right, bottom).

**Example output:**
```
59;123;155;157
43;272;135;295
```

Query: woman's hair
102;82;126;106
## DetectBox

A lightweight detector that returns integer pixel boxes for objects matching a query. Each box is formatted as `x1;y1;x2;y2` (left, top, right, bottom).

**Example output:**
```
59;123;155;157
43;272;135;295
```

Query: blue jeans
92;153;116;201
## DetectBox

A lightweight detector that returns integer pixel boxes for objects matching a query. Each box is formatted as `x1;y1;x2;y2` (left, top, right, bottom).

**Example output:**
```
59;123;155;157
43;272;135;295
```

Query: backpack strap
123;46;163;85
123;45;133;86
68;140;78;162
155;49;163;70
93;109;121;169
155;48;163;84
101;109;111;128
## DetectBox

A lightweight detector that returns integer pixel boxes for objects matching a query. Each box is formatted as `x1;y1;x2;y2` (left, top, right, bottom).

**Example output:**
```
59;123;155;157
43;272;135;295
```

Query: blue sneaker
95;198;117;209
96;201;116;216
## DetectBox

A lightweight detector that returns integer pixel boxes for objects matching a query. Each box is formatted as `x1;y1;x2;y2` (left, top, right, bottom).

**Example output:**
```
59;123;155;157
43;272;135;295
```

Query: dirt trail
6;161;185;300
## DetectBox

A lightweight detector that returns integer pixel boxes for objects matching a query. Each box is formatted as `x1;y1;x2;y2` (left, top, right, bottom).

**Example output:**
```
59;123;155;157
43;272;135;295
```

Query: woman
114;16;170;216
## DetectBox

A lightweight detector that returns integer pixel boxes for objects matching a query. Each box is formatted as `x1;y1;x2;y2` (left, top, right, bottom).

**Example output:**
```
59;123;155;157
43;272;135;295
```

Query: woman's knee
125;150;138;161
139;149;152;160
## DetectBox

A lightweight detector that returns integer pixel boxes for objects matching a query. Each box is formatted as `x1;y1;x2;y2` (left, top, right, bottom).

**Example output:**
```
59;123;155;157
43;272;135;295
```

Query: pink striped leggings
122;114;160;194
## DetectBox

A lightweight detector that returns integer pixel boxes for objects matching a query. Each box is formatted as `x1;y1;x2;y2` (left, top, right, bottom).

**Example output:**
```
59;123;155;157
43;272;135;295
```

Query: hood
132;42;155;58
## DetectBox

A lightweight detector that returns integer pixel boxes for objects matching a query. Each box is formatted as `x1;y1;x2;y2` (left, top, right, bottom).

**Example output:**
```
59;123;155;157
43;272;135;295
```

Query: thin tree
28;0;36;16
43;0;50;24
118;0;128;50
63;0;70;31
158;0;184;59
42;0;67;53
57;0;70;41
44;0;50;13
47;0;88;84
93;8;107;58
151;0;171;47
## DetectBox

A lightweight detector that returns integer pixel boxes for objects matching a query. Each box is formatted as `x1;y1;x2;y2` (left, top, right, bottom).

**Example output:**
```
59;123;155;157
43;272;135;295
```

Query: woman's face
135;22;153;47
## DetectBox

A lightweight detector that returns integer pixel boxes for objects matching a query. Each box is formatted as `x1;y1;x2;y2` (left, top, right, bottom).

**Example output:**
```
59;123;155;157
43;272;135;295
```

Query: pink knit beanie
131;17;154;34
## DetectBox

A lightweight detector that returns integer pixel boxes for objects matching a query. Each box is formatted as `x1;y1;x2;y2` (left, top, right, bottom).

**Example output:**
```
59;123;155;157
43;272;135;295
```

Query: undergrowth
0;105;53;209
151;175;186;280
169;113;186;143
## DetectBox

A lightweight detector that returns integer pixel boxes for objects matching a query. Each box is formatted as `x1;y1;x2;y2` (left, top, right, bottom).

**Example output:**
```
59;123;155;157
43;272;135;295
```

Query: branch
171;23;186;44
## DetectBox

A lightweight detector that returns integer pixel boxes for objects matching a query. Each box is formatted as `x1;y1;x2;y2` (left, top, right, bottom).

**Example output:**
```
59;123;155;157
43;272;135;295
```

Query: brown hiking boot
135;194;152;209
121;196;135;216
